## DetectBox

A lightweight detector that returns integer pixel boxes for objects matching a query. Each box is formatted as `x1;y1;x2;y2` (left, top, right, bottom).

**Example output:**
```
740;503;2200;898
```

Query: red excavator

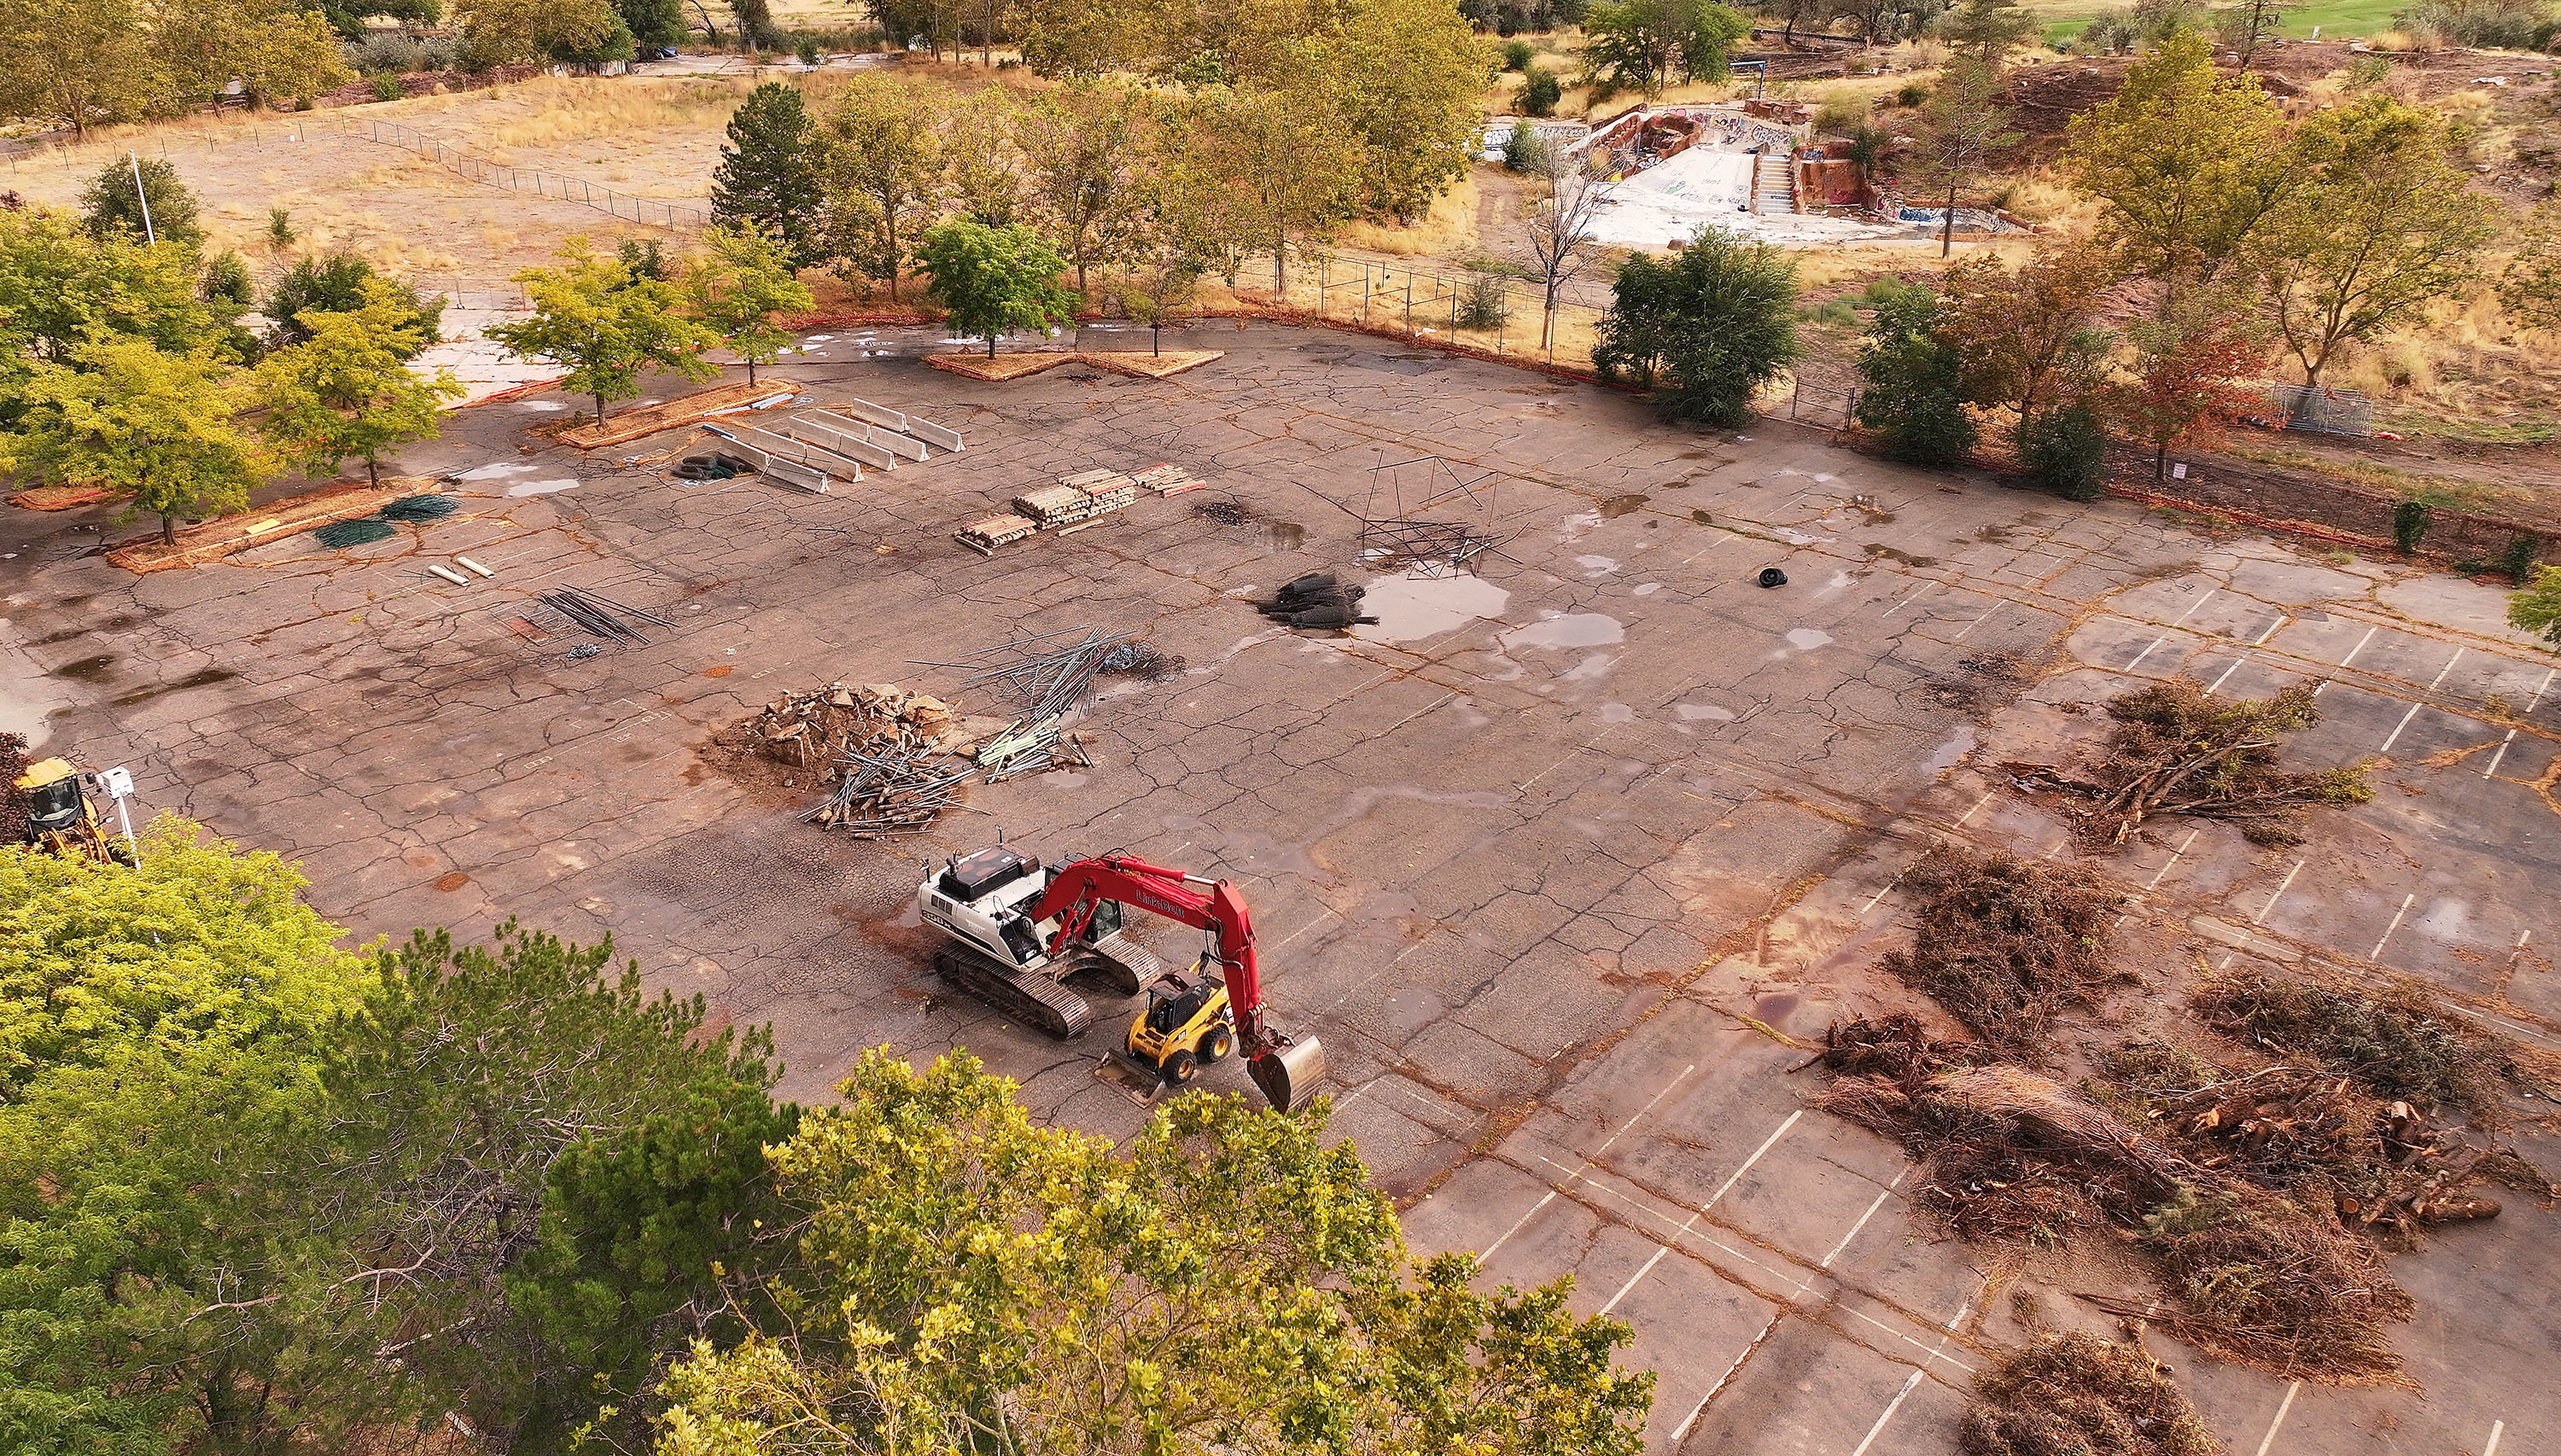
915;846;1327;1111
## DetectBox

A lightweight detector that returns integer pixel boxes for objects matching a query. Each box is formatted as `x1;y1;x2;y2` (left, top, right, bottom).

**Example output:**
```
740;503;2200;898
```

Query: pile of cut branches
1878;846;2123;1053
1817;1057;2192;1243
2008;678;2372;850
2141;1191;2415;1382
2098;1044;2533;1245
1960;1330;2220;1456
2192;966;2498;1112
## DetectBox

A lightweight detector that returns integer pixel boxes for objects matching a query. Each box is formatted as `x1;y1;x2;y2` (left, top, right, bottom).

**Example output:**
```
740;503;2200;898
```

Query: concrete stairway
1754;153;1798;215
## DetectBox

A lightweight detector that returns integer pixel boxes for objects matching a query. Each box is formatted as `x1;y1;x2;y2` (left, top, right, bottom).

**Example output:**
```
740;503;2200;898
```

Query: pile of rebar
801;748;977;836
532;585;671;646
1358;517;1506;575
928;626;1135;723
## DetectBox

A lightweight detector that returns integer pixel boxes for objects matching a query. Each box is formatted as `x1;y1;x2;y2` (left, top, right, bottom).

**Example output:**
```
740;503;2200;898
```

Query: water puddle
454;461;542;480
505;480;580;497
1675;702;1736;722
1266;521;1307;550
1351;572;1512;644
1785;628;1834;651
1577;555;1618;577
1632;582;1662;596
1500;613;1625;651
1599;702;1636;723
1598;493;1648;519
1925;724;1977;774
1864;544;1938;568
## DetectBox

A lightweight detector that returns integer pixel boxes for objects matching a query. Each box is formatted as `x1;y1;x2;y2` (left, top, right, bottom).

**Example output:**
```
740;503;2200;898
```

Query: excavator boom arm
1030;854;1321;1109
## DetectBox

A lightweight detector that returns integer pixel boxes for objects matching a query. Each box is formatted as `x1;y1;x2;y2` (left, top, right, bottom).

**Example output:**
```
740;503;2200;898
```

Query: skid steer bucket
1247;1036;1327;1113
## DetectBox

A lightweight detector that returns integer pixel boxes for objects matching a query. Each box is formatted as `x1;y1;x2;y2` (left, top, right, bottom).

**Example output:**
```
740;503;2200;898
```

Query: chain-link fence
2265;383;2375;438
1251;250;1613;372
342;117;709;231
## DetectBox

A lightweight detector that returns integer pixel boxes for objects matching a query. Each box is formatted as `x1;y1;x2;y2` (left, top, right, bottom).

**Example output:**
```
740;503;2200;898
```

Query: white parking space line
2370;894;2417;961
1597;1110;1801;1316
1847;1293;1977;1456
1954;789;1995;827
2251;1381;2301;1456
2484;730;2517;779
1950;603;2009;644
2313;625;2379;696
2377;648;2467;755
2527;669;2558;716
2118;829;2201;929
1820;1168;1909;1269
1479;1063;1699;1263
2125;591;2216;672
1881;582;1940;617
2253;859;2306;925
2483;1418;2506;1456
2207;615;2289;695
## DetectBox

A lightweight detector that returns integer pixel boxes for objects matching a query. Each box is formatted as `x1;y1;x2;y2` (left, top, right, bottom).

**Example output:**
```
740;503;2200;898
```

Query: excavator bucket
1247;1036;1327;1113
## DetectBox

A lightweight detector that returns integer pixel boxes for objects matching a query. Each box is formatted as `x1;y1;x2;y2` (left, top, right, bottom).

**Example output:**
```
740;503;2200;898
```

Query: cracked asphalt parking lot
5;318;2558;1454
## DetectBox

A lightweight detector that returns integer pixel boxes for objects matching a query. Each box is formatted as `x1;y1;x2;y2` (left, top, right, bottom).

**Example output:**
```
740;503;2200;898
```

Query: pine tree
710;82;824;269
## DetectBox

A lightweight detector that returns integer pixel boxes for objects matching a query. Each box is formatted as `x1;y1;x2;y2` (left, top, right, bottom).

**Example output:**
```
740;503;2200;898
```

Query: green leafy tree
913;218;1078;358
152;0;352;111
1583;0;1747;93
1019;0;1159;74
1521;65;1562;115
649;1051;1653;1456
1014;80;1156;298
1940;0;2038;60
263;253;445;357
304;923;796;1447
79;155;203;251
1167;85;1365;298
1854;286;1979;464
686;222;814;384
2259;95;2496;387
815;77;950;300
454;0;625;64
489;237;720;424
1593;226;1799;427
710;81;825;269
2510;564;2561;649
4;340;264;542
1283;0;1496;221
1902;54;2021;258
2063;30;2295;291
0;819;367;1456
615;0;685;44
257;277;464;486
0;0;154;135
0;207;227;424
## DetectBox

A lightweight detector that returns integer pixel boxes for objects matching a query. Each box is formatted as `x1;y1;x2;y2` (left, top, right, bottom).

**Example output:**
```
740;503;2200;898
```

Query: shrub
1594;227;1798;424
1895;79;1930;106
201;249;254;306
265;253;444;356
2018;403;2108;500
369;72;405;101
796;37;821;63
1521;66;1562;115
1801;297;1858;326
1502;119;1548;172
1812;90;1869;136
2503;532;2542;583
1456;271;1510;329
1843;124;1885;169
1502;37;1535;68
2393;499;2432;554
2392;0;2556;47
268;205;295;246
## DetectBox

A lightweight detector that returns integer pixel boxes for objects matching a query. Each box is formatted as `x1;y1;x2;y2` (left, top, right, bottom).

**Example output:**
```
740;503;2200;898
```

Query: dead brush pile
2009;678;2373;851
2192;966;2498;1111
1959;1330;2220;1456
2099;1042;2537;1246
1816;1050;2191;1243
1878;846;2124;1053
2141;1191;2415;1382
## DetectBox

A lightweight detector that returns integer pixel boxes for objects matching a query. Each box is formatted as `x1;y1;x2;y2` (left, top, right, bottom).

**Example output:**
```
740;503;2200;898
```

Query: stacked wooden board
1011;469;1137;531
955;515;1038;556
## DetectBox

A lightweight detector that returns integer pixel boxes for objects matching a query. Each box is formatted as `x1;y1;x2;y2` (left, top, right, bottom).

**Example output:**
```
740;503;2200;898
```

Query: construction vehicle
15;759;137;865
915;847;1327;1112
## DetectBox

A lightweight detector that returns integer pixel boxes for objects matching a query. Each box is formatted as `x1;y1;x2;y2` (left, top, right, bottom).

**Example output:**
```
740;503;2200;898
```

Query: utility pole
127;151;155;244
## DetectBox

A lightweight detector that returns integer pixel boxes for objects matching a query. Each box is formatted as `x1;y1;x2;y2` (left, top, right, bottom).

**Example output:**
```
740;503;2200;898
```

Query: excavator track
1079;931;1169;995
933;944;1092;1039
